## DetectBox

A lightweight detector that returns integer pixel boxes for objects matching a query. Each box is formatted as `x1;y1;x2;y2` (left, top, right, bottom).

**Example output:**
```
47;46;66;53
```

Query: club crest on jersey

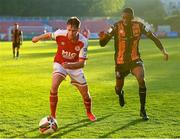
62;50;77;59
75;46;80;51
119;30;124;34
60;42;65;46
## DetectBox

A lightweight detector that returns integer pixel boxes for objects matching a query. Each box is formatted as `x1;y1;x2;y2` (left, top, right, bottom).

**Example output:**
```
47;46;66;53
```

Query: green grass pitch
0;39;180;138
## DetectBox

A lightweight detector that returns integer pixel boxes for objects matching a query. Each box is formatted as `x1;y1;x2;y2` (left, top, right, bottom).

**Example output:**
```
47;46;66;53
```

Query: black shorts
115;59;144;79
13;43;20;48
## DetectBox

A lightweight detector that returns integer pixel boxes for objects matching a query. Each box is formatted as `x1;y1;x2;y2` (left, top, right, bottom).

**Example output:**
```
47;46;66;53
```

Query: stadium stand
0;17;179;41
81;19;110;33
49;19;66;30
0;17;111;40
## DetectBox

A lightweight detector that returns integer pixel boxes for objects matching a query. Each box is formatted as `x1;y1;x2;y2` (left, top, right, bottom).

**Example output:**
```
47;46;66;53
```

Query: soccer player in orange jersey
32;17;96;122
11;23;23;58
99;8;169;120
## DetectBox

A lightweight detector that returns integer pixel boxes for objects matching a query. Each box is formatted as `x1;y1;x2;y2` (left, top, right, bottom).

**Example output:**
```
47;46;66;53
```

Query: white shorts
53;62;87;86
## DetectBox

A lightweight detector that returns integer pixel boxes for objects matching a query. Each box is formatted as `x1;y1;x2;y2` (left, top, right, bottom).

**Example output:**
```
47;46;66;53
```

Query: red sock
84;98;91;113
50;91;58;118
84;98;96;121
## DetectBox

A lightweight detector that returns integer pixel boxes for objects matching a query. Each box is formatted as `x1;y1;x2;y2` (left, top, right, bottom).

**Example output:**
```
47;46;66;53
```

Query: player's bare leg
116;78;125;107
76;85;96;121
12;47;15;58
50;73;64;118
16;47;20;58
132;66;149;120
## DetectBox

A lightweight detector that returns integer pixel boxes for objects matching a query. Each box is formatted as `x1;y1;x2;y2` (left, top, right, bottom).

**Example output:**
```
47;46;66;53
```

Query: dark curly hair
123;7;134;17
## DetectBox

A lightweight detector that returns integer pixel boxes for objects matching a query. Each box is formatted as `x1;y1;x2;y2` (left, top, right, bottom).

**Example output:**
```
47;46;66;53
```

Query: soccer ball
39;116;58;134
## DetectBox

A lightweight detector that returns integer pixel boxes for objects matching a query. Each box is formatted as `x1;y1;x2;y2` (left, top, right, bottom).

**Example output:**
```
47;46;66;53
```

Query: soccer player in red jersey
32;17;96;122
99;8;169;120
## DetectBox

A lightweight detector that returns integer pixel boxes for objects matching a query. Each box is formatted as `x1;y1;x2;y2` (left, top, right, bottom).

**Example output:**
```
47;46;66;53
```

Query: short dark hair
123;7;134;16
67;17;81;29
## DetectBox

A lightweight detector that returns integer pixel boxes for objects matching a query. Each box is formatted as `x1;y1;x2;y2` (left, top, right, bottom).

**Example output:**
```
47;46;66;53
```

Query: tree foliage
0;0;125;16
164;15;180;32
87;0;125;16
123;0;166;25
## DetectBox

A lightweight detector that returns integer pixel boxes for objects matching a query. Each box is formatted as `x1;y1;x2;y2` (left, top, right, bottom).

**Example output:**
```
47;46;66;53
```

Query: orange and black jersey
11;29;22;44
99;20;163;64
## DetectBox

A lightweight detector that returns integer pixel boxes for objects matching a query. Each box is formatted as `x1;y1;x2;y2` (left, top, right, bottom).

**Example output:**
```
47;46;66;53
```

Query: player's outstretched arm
161;48;169;61
98;31;112;47
62;59;86;69
99;25;115;47
148;33;169;61
32;32;52;43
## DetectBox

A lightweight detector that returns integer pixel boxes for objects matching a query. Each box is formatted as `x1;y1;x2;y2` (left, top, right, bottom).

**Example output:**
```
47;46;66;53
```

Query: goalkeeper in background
99;7;169;120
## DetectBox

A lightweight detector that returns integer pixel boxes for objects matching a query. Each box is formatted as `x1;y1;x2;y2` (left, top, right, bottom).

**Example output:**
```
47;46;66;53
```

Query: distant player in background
44;28;47;34
82;26;90;39
11;23;23;58
43;28;47;42
32;17;96;122
99;8;169;120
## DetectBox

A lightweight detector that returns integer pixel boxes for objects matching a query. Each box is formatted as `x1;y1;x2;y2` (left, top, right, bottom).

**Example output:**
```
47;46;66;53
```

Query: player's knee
50;87;58;94
136;73;144;80
137;77;145;86
52;82;60;91
116;72;125;79
140;81;146;88
115;86;122;95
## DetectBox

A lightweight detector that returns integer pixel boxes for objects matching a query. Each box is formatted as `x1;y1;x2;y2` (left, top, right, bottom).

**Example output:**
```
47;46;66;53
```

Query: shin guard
139;87;146;110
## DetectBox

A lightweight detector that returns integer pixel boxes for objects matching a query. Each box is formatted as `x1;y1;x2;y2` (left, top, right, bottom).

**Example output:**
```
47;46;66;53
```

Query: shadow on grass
33;114;112;138
8;127;39;138
99;118;147;138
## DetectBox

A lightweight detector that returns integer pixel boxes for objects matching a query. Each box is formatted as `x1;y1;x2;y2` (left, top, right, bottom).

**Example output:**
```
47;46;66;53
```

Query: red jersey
52;29;88;64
